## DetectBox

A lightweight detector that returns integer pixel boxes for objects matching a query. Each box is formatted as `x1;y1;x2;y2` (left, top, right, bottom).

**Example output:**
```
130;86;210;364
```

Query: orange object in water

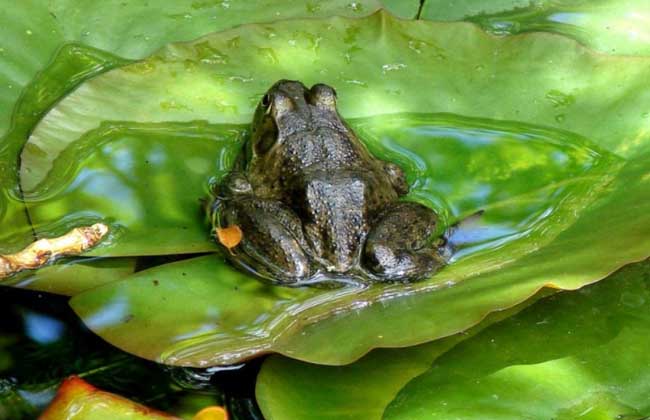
193;406;229;420
39;376;178;419
216;225;243;254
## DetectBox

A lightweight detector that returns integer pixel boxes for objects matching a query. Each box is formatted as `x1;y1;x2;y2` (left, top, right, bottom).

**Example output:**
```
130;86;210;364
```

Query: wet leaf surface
382;260;650;419
1;257;135;296
255;292;549;420
24;122;243;256
62;12;650;366
421;0;650;56
256;260;650;419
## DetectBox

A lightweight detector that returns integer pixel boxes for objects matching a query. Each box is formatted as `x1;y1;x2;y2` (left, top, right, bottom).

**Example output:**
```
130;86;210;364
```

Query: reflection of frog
210;80;444;284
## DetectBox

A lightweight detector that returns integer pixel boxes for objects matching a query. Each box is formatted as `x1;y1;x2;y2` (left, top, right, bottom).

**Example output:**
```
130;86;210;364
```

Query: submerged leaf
23;121;244;256
0;44;128;255
1;257;135;296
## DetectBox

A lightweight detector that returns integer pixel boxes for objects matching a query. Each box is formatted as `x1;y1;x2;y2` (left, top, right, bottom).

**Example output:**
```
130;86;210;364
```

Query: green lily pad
0;0;385;137
381;0;421;18
0;44;128;255
255;290;550;420
1;257;135;296
25;121;246;256
65;12;650;366
380;260;650;419
73;255;314;366
422;0;650;56
256;260;650;420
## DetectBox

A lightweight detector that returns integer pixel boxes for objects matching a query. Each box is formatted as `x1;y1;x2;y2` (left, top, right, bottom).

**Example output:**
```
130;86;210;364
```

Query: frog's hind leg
362;201;443;282
217;197;311;284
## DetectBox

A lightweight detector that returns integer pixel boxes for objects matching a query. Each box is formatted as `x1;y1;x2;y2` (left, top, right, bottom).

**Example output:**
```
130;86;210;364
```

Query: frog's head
247;80;338;160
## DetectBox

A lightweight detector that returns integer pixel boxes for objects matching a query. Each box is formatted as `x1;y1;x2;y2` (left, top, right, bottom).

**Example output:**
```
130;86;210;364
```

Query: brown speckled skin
212;80;441;284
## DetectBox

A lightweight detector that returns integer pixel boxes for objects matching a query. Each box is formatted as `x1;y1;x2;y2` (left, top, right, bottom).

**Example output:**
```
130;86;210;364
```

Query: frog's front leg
214;192;311;285
362;202;443;282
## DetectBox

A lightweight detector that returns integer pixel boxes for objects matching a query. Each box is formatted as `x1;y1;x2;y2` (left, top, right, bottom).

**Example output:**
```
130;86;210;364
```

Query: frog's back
286;167;399;272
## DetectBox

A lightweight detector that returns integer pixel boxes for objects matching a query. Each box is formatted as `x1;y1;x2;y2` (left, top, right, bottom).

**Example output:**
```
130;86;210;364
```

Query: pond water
0;287;265;419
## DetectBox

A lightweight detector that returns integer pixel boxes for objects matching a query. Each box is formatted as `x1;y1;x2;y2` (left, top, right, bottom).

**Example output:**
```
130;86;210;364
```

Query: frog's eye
261;93;271;108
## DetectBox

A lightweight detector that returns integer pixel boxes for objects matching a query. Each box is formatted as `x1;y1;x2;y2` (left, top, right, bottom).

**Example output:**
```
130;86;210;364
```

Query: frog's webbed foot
217;197;311;284
383;162;409;196
362;201;443;282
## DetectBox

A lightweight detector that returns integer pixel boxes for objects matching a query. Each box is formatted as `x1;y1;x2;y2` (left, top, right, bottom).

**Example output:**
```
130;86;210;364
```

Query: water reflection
352;113;619;262
83;296;130;330
20;121;244;257
467;0;650;55
23;311;65;344
0;287;246;418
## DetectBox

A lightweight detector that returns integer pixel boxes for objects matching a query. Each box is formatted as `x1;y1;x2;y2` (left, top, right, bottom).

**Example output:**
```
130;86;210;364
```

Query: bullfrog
210;80;445;285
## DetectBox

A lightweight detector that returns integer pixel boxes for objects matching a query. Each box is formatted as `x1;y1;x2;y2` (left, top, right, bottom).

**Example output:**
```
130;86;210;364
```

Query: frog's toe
239;234;311;284
363;243;441;282
362;201;443;282
218;197;312;284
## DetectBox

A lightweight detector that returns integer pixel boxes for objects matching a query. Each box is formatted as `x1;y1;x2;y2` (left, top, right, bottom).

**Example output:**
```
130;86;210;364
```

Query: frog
210;80;445;285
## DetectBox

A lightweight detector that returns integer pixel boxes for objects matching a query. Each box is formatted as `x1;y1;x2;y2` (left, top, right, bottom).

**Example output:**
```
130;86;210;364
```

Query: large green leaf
1;257;135;296
381;260;650;419
422;0;650;56
65;12;650;366
24;121;245;256
256;260;650;420
0;0;385;138
0;44;127;254
73;255;314;365
20;11;650;169
255;291;549;420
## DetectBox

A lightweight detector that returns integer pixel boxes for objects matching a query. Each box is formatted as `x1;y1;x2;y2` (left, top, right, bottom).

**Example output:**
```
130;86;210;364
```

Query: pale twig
0;223;109;279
